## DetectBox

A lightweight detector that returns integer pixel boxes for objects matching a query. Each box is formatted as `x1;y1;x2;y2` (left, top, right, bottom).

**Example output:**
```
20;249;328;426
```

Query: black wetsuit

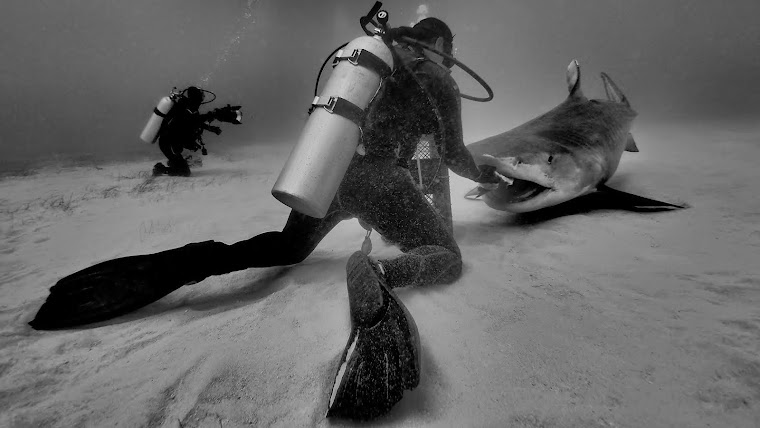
213;47;489;288
157;102;211;175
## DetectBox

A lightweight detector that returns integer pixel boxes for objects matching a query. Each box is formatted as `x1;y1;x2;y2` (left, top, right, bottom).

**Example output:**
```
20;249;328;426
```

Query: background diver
30;12;503;421
148;85;243;176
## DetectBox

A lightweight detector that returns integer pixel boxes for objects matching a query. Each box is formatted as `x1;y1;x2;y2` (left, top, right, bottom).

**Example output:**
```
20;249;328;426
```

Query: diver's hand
207;125;222;135
474;165;502;184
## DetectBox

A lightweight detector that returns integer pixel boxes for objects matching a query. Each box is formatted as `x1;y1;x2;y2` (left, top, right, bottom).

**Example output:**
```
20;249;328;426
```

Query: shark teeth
494;171;514;185
497;178;551;204
481;154;553;188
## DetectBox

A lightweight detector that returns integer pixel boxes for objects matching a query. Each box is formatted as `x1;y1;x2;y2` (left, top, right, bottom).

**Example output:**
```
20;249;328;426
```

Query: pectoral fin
598;184;688;211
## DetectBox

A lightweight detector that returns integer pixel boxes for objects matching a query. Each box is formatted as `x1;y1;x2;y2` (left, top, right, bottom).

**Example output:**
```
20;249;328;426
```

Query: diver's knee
279;235;317;265
428;251;463;285
441;256;463;283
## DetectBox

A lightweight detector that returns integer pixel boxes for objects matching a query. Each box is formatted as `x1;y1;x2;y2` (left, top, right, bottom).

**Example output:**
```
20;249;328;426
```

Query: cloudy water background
1;0;759;167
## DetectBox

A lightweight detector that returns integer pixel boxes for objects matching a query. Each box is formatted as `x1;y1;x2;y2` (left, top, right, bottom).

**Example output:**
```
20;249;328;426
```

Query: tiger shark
466;59;685;213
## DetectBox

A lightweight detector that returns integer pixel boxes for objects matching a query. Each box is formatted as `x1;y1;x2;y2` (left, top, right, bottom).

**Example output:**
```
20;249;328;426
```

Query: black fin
597;184;688;211
326;252;420;420
29;241;228;330
625;133;639;152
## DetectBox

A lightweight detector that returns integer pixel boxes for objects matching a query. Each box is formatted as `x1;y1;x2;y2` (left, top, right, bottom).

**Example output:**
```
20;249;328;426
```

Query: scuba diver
147;86;242;176
30;4;502;422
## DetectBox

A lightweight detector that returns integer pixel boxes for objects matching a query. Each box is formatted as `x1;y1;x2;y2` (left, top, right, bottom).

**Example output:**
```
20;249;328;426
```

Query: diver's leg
158;138;174;161
374;193;462;289
218;206;352;272
153;138;175;174
166;148;191;176
156;138;190;176
346;161;463;289
29;202;350;330
327;159;457;420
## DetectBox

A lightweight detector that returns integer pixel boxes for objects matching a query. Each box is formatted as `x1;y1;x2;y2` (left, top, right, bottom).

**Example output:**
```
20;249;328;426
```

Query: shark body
466;60;682;213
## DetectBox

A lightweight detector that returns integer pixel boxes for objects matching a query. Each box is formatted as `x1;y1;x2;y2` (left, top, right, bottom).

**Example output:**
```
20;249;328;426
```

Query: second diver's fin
29;240;229;330
597;184;688;211
326;251;421;421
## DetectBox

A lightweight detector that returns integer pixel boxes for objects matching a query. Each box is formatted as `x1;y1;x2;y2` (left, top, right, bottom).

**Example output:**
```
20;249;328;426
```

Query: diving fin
29;240;229;330
326;251;421;420
597;184;688;211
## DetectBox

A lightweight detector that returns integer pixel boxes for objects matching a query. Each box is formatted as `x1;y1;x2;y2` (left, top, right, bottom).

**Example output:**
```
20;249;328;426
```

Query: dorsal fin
601;72;630;107
566;59;583;98
625;133;639;152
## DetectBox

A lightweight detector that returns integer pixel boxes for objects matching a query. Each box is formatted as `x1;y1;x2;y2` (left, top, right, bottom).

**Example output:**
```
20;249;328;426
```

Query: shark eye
547;155;554;164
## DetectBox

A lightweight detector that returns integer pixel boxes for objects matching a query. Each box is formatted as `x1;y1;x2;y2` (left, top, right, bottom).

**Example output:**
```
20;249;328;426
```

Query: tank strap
309;96;366;127
153;107;168;117
332;48;392;79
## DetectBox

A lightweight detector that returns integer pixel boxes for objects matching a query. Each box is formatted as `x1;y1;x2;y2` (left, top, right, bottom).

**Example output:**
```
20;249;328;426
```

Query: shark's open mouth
492;177;551;204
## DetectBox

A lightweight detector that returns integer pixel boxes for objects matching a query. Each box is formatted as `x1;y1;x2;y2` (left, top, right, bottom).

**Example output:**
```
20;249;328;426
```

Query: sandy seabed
1;122;759;427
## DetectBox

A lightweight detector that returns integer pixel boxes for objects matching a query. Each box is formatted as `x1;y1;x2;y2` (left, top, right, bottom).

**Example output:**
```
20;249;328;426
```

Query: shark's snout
475;154;557;188
470;151;592;212
465;59;639;213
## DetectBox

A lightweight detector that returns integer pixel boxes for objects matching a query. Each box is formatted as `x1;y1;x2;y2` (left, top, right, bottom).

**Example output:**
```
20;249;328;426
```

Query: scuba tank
271;4;394;218
139;88;181;144
272;3;493;219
